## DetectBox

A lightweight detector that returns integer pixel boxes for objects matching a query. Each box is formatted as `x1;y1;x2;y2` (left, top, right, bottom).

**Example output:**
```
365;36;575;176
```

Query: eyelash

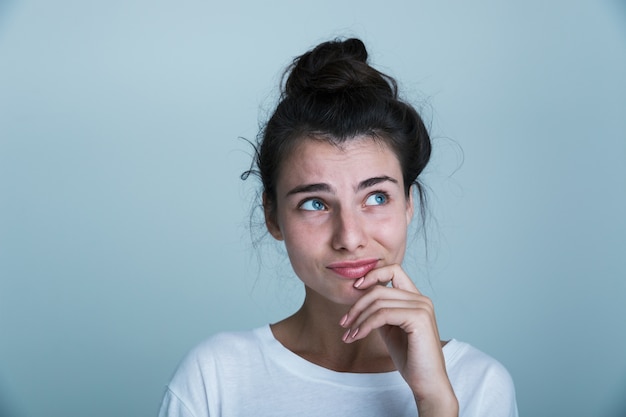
365;191;390;206
298;198;327;211
297;190;390;211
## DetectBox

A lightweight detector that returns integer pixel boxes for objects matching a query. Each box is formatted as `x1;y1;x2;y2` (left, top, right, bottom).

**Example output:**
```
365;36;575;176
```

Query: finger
344;297;435;328
347;298;421;331
354;264;419;293
342;304;436;343
340;286;432;328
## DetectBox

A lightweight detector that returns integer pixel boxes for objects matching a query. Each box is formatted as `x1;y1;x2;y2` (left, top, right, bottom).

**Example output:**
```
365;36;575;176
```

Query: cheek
281;230;325;281
281;220;336;275
280;217;325;254
280;210;329;240
380;226;406;246
374;215;409;250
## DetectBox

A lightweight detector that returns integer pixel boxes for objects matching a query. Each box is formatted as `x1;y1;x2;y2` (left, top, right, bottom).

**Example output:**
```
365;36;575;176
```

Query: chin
327;287;365;306
305;283;363;307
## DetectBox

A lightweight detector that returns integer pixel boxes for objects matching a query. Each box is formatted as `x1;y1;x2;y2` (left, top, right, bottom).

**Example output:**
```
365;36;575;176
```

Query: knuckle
417;295;434;309
413;306;434;322
374;307;392;320
371;298;386;309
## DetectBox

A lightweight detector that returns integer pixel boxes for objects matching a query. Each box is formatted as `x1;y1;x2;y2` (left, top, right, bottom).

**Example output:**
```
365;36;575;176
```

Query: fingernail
350;328;359;339
339;314;348;327
354;277;365;288
342;329;351;342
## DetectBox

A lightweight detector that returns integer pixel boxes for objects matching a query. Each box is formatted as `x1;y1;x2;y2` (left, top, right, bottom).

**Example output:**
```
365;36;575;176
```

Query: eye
365;192;388;206
299;198;326;211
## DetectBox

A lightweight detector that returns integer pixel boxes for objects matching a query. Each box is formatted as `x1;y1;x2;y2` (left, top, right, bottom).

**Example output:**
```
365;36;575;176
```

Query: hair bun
284;38;395;98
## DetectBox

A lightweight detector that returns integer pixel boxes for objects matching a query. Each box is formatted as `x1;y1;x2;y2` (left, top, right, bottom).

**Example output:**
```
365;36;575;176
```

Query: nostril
331;211;367;251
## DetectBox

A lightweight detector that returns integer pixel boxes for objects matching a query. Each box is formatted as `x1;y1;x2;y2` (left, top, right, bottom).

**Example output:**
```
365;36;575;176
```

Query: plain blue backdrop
1;1;625;416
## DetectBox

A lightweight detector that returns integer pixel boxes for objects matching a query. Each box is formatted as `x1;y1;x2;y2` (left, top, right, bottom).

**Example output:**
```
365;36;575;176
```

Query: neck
270;287;395;373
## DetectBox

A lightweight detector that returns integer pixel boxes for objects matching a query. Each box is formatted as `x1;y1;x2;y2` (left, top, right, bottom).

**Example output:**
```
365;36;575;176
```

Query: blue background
1;1;625;416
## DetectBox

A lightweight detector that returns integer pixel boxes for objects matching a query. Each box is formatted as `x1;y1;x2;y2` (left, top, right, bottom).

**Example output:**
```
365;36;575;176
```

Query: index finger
354;264;420;294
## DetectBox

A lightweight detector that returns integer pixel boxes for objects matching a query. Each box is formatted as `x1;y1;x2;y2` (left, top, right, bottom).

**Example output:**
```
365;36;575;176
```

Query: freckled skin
266;137;413;306
266;136;459;417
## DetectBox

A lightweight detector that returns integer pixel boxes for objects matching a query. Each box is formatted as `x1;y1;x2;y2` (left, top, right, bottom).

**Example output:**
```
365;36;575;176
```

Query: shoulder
444;340;519;417
160;326;271;417
444;339;513;381
176;326;267;374
166;326;269;392
191;327;263;356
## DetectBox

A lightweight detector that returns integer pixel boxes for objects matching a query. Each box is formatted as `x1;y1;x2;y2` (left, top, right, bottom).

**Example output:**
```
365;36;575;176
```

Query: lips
327;259;379;279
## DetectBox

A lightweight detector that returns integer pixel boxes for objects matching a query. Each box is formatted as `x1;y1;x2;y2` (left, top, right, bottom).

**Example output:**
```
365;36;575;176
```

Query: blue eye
365;192;388;206
300;198;326;211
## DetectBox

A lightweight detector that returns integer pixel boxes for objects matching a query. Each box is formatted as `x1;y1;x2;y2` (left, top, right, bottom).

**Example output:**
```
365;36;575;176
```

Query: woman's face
265;136;414;306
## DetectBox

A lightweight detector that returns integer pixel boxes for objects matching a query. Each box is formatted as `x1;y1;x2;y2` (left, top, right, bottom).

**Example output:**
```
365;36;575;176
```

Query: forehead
276;136;403;190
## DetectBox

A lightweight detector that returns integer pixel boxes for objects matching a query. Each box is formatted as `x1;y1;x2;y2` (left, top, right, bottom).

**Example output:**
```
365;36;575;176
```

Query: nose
331;207;367;252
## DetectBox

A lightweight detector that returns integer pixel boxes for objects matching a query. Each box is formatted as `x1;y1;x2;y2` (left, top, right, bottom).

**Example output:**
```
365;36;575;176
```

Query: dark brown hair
243;38;432;224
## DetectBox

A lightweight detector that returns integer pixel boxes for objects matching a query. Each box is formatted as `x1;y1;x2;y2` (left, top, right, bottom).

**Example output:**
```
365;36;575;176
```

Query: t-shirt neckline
254;324;455;388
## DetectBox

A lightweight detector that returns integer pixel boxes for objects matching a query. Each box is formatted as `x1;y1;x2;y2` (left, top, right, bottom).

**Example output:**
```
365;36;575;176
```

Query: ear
263;193;284;241
405;185;415;224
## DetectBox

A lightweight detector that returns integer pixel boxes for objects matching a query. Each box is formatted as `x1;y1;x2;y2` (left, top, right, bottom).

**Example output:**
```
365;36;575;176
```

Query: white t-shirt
158;325;518;417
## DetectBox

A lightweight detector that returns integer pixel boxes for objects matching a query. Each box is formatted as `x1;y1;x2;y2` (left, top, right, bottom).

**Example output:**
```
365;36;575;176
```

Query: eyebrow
359;176;398;190
285;176;398;197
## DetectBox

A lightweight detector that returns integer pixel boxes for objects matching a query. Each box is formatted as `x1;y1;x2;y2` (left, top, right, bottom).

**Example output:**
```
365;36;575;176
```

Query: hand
339;264;458;417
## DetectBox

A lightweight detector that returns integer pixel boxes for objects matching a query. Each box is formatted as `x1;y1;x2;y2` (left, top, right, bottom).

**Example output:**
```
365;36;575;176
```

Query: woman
159;38;518;417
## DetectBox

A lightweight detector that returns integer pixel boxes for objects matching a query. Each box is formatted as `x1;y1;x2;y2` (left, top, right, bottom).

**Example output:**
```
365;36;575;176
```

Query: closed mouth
326;259;379;279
